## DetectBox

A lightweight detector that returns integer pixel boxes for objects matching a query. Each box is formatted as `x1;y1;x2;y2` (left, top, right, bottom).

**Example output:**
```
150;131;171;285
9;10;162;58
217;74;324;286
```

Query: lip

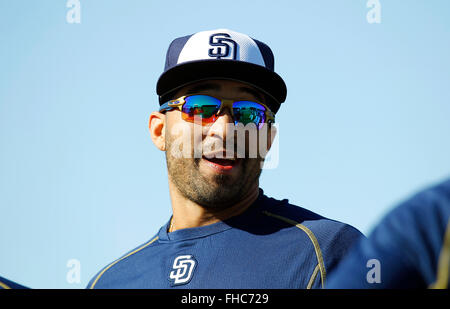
202;151;237;160
201;155;241;174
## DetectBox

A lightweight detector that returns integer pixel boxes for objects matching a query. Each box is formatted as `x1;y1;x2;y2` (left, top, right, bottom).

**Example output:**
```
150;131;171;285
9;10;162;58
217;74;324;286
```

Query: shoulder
259;193;364;288
367;179;450;269
389;179;450;225
0;276;29;289
370;179;450;253
326;178;450;288
259;193;364;243
87;234;160;289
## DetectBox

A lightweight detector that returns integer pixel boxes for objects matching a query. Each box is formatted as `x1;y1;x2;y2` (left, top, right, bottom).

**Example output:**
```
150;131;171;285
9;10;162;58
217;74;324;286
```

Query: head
149;79;277;209
150;28;287;210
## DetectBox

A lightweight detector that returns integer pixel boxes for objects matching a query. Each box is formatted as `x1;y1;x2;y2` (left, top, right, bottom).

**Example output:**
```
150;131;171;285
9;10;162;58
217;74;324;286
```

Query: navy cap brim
156;60;287;114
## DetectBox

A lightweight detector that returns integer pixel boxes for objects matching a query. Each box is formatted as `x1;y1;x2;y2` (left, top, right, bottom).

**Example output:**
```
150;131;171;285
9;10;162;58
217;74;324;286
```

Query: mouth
201;154;241;172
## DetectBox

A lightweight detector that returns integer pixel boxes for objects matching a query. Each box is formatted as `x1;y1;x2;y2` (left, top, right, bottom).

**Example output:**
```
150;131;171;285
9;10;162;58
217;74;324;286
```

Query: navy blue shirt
0;276;28;289
88;190;363;289
327;178;450;289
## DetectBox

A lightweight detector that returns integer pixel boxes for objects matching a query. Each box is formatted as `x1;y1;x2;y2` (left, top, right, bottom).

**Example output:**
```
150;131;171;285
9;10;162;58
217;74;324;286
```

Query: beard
165;134;263;210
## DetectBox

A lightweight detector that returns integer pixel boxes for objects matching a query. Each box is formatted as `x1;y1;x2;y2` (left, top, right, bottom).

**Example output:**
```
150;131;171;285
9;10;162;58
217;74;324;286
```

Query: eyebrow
184;83;265;103
237;86;265;103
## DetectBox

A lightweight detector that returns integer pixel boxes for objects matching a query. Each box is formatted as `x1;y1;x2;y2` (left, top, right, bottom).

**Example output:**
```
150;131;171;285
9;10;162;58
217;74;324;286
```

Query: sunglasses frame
159;94;275;127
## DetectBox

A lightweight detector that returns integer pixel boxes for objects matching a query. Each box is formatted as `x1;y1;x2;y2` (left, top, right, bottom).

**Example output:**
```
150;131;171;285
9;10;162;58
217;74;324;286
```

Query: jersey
88;189;363;289
0;276;29;289
327;178;450;289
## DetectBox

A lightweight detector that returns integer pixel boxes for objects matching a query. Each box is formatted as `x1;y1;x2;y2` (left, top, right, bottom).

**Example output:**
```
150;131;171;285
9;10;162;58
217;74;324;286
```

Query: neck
167;180;260;232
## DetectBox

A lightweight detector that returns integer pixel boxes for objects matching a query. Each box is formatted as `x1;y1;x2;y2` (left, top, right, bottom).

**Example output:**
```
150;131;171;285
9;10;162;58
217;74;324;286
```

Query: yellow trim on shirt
307;264;320;289
89;236;159;289
262;211;326;288
430;219;450;289
0;281;11;289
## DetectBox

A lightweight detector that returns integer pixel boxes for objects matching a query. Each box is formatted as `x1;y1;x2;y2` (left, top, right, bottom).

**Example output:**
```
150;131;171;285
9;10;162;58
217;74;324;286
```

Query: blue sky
1;0;449;288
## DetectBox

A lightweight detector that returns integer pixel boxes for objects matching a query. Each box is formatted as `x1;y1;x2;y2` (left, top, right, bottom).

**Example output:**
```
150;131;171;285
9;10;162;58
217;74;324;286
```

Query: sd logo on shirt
169;255;197;286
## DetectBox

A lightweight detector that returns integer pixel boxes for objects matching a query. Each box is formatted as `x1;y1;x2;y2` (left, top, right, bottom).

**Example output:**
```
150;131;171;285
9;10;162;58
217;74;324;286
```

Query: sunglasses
159;94;275;129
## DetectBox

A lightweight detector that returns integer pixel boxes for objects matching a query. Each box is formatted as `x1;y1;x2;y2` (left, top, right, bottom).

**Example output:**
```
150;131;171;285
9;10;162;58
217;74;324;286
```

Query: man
87;29;363;289
327;178;450;289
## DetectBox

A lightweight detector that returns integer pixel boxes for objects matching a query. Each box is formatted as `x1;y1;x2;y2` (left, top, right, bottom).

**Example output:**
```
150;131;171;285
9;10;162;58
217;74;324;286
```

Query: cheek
256;125;276;158
235;128;270;159
165;117;199;158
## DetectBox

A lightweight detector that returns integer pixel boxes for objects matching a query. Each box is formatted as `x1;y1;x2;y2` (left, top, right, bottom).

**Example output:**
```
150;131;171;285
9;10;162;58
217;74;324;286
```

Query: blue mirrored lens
182;95;221;119
232;101;266;127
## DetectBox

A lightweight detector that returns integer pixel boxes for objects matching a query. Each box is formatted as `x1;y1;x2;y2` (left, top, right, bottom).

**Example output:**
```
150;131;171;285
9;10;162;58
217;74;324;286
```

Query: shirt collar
158;189;266;242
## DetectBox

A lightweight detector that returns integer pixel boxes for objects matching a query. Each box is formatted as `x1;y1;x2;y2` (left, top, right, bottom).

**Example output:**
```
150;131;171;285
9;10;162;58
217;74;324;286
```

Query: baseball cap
156;28;287;114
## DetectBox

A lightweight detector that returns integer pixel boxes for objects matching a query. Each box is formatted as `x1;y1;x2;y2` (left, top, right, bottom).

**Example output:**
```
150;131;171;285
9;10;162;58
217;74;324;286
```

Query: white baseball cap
156;29;287;113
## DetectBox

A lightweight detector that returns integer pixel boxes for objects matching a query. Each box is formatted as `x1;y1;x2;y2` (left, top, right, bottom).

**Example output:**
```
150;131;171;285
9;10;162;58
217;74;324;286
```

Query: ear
149;111;166;151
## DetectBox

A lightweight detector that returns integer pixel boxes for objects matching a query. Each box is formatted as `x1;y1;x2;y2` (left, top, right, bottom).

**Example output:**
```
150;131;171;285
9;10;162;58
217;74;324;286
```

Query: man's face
162;79;276;209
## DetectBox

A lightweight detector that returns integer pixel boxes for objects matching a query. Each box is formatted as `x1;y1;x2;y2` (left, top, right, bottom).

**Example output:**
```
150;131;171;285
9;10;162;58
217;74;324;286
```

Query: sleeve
325;231;425;289
325;182;450;289
0;276;29;289
308;222;365;289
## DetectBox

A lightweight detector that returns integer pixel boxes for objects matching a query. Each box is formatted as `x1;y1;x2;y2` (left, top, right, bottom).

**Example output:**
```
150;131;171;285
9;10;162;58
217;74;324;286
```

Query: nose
206;109;234;140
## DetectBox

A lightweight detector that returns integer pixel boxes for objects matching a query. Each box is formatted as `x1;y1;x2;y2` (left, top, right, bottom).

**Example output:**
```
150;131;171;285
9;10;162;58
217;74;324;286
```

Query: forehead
173;79;265;102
